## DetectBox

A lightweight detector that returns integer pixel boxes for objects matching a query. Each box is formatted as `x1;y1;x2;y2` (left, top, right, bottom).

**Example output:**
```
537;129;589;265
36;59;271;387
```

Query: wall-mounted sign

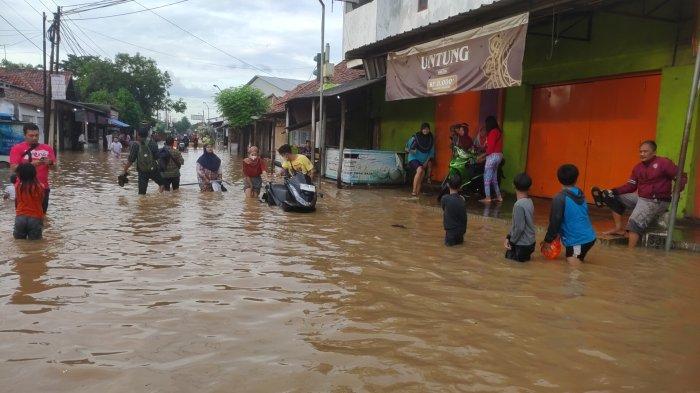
386;13;528;101
51;74;66;100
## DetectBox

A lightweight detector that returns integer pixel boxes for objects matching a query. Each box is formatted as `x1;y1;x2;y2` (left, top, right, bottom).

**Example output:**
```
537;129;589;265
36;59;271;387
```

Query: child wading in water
13;163;45;240
242;146;268;198
505;173;536;262
543;164;597;263
441;174;467;246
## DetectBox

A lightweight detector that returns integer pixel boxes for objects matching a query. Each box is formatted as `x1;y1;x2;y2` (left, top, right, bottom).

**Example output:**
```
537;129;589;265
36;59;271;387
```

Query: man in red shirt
603;140;686;248
9;123;55;213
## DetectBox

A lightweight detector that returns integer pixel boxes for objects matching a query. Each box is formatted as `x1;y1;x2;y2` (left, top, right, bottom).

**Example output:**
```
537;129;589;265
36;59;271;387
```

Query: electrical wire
0;14;43;52
78;27;312;72
69;0;189;20
132;0;272;75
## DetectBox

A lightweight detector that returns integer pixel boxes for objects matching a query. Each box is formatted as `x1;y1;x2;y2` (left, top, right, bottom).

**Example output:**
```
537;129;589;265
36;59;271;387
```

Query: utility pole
53;7;61;151
42;12;49;144
316;1;325;187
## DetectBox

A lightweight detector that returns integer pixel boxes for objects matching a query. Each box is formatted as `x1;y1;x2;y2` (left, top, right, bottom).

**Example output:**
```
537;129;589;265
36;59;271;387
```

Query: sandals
591;187;606;208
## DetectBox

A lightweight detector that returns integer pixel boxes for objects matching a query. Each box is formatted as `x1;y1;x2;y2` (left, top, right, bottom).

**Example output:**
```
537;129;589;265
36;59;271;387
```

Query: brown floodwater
1;150;699;392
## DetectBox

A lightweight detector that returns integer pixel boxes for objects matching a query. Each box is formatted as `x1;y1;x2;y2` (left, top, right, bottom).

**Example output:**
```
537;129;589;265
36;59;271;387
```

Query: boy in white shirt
110;138;123;158
3;175;16;200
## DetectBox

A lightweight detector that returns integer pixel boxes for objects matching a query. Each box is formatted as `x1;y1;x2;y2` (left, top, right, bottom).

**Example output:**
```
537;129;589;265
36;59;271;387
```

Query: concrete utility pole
317;0;325;186
337;97;346;189
665;42;700;251
42;12;49;144
52;6;61;150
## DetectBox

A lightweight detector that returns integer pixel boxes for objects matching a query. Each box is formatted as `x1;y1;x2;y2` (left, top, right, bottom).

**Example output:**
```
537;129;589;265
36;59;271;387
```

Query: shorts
408;159;425;171
14;215;43;240
244;176;263;192
565;240;595;261
505;243;535;262
614;194;669;234
445;229;464;246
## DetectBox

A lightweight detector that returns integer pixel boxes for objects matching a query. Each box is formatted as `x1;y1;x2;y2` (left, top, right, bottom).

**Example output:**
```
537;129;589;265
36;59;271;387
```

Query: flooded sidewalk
1;151;699;392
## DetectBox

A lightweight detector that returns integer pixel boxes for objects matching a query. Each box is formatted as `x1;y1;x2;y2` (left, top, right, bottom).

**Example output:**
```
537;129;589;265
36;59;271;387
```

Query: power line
63;0;134;15
0;0;40;29
131;0;272;75
0;14;43;52
69;0;189;20
79;27;312;72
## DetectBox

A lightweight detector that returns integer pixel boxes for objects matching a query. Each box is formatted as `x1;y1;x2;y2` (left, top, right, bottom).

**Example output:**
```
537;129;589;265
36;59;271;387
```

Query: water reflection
0;151;698;392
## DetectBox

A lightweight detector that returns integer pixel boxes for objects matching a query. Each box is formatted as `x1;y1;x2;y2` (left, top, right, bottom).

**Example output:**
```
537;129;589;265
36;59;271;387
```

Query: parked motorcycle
437;145;504;202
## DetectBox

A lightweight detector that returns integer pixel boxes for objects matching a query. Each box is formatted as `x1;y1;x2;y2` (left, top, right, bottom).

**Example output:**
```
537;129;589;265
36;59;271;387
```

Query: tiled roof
268;60;365;114
0;68;72;95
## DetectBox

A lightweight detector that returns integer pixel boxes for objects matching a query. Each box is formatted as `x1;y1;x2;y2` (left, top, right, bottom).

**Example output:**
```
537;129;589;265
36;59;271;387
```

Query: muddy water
0;150;699;392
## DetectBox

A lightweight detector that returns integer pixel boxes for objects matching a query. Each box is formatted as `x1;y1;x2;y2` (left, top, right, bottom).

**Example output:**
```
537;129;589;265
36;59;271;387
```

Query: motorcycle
262;172;317;213
437;144;505;202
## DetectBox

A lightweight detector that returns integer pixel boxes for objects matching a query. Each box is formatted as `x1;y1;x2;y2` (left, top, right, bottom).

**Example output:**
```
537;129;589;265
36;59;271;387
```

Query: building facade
343;0;700;218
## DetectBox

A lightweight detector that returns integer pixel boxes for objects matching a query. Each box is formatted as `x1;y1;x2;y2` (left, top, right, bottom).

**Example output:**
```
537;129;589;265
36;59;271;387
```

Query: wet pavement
1;150;699;392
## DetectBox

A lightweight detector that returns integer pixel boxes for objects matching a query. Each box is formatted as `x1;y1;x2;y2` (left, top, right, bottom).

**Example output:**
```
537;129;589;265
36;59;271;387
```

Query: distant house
245;75;304;105
0;67;128;152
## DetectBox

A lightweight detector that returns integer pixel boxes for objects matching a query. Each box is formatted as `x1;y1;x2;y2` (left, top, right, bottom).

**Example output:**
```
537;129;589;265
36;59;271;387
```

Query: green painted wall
501;10;698;216
372;85;436;151
501;85;532;192
655;65;699;215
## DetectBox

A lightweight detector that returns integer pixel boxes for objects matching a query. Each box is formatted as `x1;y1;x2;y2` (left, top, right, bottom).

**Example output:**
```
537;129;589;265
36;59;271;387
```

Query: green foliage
215;85;269;128
62;53;172;122
170;98;187;113
173;116;191;134
113;88;143;128
87;87;143;127
155;121;167;133
1;59;41;69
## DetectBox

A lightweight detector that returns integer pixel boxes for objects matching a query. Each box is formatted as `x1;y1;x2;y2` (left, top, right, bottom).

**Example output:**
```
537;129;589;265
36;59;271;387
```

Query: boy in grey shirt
505;173;536;262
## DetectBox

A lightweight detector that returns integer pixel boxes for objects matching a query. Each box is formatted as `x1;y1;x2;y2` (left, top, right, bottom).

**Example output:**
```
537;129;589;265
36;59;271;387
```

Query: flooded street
1;150;699;392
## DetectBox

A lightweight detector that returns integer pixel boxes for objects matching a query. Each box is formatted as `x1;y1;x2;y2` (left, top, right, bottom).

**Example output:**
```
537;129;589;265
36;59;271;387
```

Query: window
418;0;428;12
22;114;35;123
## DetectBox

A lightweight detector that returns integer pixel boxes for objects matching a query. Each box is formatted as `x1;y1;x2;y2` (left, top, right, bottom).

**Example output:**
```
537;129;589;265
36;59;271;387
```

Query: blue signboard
0;121;25;161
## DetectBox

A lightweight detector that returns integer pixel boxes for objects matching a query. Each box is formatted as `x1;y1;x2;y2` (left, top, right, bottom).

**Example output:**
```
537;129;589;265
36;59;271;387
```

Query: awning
288;77;385;102
108;118;130;128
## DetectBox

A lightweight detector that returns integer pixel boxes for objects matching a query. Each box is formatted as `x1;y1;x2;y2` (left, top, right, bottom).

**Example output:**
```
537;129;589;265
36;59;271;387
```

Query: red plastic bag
541;237;562;260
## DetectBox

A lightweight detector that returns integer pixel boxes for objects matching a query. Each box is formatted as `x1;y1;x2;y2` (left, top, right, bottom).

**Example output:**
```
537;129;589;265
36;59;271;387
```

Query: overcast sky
1;0;344;121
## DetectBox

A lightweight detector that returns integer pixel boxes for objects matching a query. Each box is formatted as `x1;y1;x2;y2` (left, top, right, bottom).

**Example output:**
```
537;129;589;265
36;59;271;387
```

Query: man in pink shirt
10;123;56;213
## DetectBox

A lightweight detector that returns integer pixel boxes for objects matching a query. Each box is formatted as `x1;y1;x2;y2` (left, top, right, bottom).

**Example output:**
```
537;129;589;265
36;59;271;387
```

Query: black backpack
157;147;173;172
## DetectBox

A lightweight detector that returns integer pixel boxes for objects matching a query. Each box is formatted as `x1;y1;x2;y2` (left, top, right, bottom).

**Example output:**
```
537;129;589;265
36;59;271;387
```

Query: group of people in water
6;118;689;261
405;116;503;202
431;115;687;260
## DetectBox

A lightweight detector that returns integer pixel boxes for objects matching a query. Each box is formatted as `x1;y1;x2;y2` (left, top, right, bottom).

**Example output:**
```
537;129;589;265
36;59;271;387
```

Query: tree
215;85;269;128
62;53;173;122
1;59;41;69
173;116;191;134
170;98;187;113
86;87;143;127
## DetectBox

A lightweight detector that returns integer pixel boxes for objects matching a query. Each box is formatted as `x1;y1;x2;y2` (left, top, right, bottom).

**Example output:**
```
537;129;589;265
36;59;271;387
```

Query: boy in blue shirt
543;164;596;262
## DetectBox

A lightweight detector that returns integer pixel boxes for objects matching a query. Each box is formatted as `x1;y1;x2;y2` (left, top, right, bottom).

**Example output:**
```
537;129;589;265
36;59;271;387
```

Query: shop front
499;1;699;217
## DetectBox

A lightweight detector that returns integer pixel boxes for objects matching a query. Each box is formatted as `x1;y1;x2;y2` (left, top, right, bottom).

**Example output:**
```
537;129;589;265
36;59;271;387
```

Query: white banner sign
51;74;66;100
